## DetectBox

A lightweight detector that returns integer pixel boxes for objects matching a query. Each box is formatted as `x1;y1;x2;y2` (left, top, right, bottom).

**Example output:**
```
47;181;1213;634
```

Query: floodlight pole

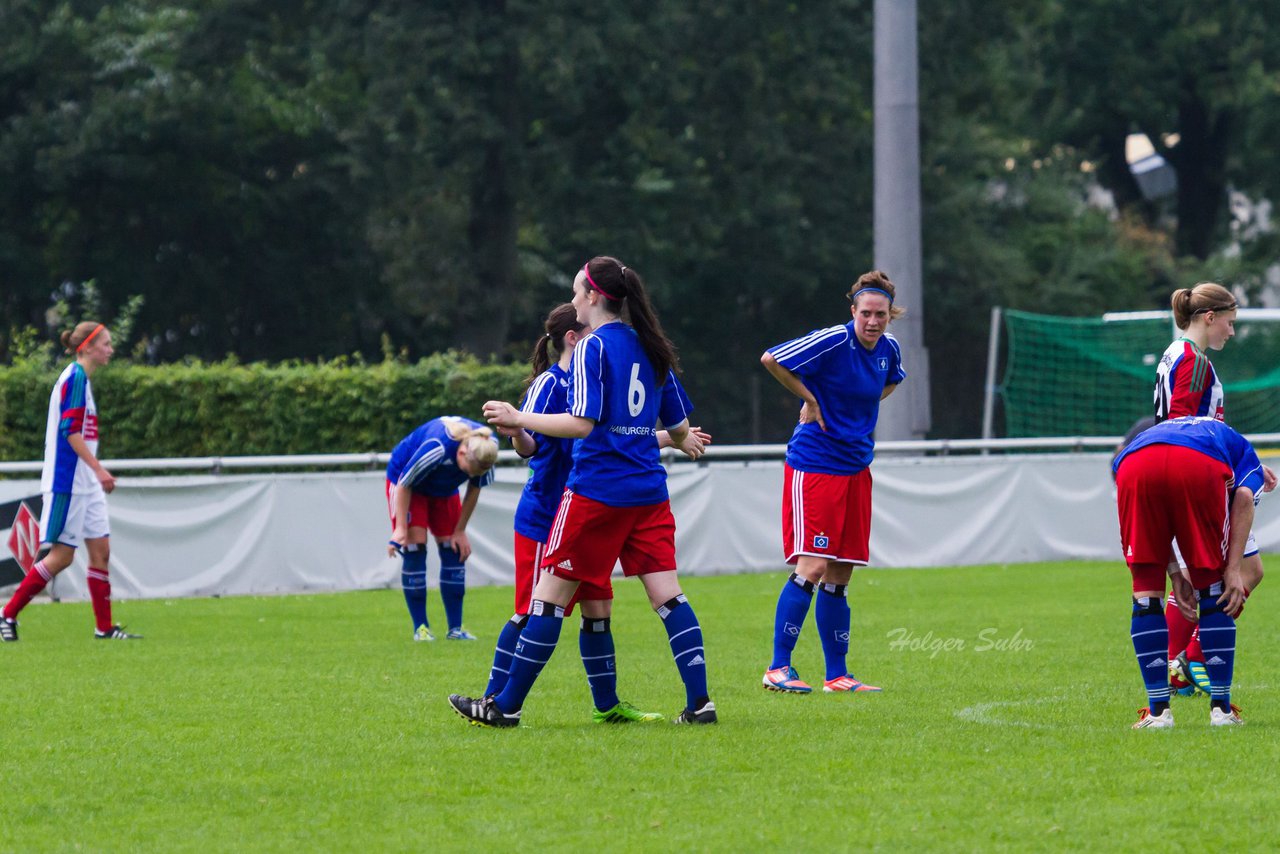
873;0;931;440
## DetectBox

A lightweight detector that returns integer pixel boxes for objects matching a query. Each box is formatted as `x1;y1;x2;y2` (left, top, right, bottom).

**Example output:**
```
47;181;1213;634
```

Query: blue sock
437;542;465;630
1197;588;1237;712
580;617;620;712
493;600;564;714
770;573;814;670
400;545;428;631
484;614;527;698
1131;596;1170;712
658;595;709;710
815;582;851;681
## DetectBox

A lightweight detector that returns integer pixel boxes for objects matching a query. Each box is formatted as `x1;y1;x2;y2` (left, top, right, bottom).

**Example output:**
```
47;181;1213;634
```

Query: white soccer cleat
1132;707;1174;729
1210;705;1244;727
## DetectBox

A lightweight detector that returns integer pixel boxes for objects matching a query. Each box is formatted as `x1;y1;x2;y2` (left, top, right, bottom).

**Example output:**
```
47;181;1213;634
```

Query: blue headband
852;286;893;305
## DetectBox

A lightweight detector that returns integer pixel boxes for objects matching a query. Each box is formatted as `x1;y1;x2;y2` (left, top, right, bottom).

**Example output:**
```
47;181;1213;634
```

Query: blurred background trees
3;0;1278;441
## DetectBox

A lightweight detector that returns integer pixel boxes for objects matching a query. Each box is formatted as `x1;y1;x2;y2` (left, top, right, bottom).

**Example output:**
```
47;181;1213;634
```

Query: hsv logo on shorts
813;534;830;549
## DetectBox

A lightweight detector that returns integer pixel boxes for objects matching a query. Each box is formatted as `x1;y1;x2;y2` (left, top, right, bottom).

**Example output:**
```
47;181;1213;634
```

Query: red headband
76;324;106;353
582;264;620;300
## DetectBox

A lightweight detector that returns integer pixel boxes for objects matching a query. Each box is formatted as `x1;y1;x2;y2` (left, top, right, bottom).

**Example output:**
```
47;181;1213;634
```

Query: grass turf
2;560;1278;851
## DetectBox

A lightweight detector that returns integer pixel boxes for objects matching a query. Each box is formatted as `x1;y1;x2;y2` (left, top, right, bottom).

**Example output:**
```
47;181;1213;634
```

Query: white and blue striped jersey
41;362;101;495
767;322;906;475
386;416;496;497
513;364;575;542
565;321;693;507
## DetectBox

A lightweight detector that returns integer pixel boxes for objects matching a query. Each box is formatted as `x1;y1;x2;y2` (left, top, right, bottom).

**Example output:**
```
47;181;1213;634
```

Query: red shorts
782;463;872;565
540;490;677;601
1116;443;1231;590
384;480;460;537
513;531;578;616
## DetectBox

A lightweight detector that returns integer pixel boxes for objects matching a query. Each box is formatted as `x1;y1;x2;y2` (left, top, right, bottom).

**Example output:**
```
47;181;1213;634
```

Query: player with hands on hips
385;416;498;641
758;270;907;694
2;321;139;643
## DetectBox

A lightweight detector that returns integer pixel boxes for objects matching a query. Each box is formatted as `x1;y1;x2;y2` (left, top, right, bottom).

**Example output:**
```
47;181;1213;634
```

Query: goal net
998;308;1280;437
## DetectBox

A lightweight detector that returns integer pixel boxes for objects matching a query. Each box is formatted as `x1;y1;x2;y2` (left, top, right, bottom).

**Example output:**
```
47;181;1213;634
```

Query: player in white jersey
1;322;140;642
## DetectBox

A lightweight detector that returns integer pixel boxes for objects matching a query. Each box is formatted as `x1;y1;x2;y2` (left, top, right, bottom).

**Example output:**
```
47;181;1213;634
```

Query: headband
76;324;106;353
851;286;894;306
582;264;622;301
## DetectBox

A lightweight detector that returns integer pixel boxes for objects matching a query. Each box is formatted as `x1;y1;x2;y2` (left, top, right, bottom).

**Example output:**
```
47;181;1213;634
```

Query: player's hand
96;467;117;494
799;399;826;431
1263;465;1277;493
441;531;473;562
495;424;522;439
1220;561;1247;618
689;426;712;447
483;400;521;430
675;429;706;461
1168;571;1199;623
388;527;408;558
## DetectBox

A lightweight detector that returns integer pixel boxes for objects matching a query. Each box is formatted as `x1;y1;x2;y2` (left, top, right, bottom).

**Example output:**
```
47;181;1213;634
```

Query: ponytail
1172;282;1236;331
526;303;585;387
585;256;679;382
62;321;107;354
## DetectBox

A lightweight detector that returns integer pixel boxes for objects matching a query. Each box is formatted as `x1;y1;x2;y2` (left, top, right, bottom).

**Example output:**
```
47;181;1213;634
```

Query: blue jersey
386;416;496;496
565;322;693;507
767;322;906;475
513;364;575;541
1113;416;1265;497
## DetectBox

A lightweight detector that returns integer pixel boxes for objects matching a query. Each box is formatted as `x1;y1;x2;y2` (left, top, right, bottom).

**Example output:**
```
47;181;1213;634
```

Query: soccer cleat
592;700;665;724
762;665;812;693
1131;707;1174;729
1186;657;1212;695
448;693;520;728
445;627;478;641
1172;683;1196;697
413;625;435;642
822;674;883;693
1210;704;1244;727
673;700;718;724
0;617;17;642
94;625;142;640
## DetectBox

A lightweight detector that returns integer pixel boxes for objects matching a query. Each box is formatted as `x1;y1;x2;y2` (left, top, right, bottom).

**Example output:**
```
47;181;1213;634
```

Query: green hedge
0;353;528;461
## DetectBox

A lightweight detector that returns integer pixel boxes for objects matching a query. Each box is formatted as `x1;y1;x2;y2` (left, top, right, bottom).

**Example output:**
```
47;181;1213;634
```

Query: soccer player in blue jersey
1114;416;1262;728
385;416;499;641
451;256;715;727
2;322;139;642
759;270;907;694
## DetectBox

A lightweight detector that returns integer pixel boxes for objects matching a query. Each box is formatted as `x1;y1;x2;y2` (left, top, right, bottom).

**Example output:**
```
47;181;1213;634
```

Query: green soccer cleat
592;700;665;724
413;625;435;642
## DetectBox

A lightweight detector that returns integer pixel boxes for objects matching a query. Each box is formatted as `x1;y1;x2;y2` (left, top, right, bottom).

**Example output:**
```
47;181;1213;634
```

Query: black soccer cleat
0;617;17;642
95;625;143;640
448;693;521;728
674;700;718;724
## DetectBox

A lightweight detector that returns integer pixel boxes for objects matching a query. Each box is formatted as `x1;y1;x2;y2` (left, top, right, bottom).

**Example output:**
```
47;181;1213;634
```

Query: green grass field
3;560;1278;852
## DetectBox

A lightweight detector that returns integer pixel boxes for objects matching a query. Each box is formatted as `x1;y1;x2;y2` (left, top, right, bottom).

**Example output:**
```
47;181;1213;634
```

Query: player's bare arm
760;352;825;431
483;400;593;439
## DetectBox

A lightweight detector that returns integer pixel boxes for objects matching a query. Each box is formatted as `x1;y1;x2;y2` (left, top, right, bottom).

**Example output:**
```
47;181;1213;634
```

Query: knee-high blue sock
815;582;851;680
494;600;563;714
400;545;428;631
437;542;466;630
484;614;527;698
580;617;620;712
770;573;814;670
658;595;709;710
1131;596;1170;712
1197;587;1237;712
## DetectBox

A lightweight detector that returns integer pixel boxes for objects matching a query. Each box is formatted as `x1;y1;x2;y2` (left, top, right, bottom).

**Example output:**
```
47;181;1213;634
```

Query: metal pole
873;0;931;440
981;306;1002;442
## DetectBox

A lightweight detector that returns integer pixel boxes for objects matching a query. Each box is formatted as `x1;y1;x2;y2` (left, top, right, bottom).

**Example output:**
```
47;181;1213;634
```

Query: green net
1000;309;1280;437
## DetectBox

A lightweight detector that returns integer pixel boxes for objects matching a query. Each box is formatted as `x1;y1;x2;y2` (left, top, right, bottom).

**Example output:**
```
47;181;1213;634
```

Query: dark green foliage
0;354;526;460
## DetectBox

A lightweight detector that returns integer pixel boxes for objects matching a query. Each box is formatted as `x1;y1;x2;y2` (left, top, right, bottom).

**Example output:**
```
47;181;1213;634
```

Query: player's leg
636;570;715;724
817;469;880;693
3;493;80;640
1116;449;1175;728
1164;542;1197;694
387;480;432;639
484;533;541;697
430;493;472;639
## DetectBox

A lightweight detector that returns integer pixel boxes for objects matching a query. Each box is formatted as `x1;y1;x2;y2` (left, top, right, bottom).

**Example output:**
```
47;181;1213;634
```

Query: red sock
1165;595;1196;660
3;561;53;620
87;566;113;633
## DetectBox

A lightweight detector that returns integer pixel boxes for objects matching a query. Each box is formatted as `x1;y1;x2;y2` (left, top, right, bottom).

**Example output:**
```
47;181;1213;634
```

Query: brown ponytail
1171;282;1236;330
527;303;586;387
585;256;679;382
